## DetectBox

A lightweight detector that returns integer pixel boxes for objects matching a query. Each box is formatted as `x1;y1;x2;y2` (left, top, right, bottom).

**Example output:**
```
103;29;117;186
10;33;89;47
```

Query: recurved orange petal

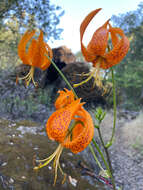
87;20;109;57
108;24;119;47
32;31;52;70
80;8;102;62
104;27;130;68
55;89;75;110
18;30;36;65
40;43;53;70
45;43;53;60
40;56;51;70
63;107;94;153
27;39;37;64
46;99;83;143
31;30;45;68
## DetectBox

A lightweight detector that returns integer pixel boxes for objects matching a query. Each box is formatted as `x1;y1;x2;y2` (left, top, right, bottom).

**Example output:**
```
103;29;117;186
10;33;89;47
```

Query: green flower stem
92;138;110;173
46;55;78;99
106;47;117;146
88;144;105;173
95;67;117;190
97;126;116;190
110;67;117;143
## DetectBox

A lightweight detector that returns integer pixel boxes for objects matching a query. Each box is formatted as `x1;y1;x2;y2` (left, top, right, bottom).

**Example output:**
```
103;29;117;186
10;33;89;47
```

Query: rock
40;46;76;87
52;46;76;65
53;62;109;107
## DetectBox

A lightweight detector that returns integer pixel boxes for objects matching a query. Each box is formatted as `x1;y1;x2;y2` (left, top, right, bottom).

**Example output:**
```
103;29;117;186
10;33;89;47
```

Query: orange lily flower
74;8;130;88
17;30;53;86
34;89;94;185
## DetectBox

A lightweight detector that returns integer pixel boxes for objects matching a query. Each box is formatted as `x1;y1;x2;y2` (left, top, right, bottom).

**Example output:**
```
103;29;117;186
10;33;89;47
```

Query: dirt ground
99;110;143;190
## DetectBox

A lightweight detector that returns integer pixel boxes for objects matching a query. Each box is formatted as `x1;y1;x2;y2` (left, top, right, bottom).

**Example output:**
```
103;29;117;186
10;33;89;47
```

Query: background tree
0;0;64;70
75;51;85;62
109;2;143;110
0;0;64;40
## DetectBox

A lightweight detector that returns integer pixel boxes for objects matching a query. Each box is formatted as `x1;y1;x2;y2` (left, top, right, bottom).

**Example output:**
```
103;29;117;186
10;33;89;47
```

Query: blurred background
0;0;143;112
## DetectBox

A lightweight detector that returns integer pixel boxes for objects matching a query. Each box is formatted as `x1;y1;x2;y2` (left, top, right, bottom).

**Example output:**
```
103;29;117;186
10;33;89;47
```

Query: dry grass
121;112;143;151
91;109;143;153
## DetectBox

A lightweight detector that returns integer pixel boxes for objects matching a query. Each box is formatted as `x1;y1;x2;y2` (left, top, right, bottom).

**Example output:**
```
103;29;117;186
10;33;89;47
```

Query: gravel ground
111;148;143;190
105;111;143;190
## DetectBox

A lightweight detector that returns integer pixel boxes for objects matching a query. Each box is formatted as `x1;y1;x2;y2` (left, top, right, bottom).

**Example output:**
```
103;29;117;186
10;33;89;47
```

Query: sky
49;0;142;53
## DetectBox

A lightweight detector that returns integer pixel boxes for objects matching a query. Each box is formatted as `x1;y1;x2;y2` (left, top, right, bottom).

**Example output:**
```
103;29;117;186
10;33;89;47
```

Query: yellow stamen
17;66;38;87
33;121;80;185
53;145;64;185
58;163;67;184
33;144;66;185
73;68;96;88
92;62;102;88
73;62;103;89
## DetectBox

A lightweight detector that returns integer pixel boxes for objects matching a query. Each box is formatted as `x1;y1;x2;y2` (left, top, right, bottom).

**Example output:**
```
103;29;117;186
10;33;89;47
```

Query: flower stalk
46;55;117;189
45;55;78;99
97;125;116;190
107;67;117;146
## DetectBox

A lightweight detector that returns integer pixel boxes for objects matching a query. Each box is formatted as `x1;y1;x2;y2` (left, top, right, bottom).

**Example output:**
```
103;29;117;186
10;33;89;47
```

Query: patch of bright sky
49;0;142;53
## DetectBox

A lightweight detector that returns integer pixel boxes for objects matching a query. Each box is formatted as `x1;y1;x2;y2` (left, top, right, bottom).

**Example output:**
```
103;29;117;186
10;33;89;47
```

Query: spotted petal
80;8;102;62
18;30;36;65
55;89;75;109
27;39;37;64
27;31;52;70
109;24;120;47
104;27;130;68
46;99;83;143
87;20;109;58
63;107;94;153
40;43;53;70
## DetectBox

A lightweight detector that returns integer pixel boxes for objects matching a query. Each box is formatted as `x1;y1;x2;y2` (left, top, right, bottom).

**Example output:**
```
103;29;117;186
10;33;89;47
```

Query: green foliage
132;136;143;155
114;59;143;104
34;88;53;106
0;16;21;69
94;107;106;125
130;25;143;61
109;59;143;110
107;2;143;110
0;0;16;19
0;0;64;41
75;51;85;62
0;0;64;70
1;95;35;117
0;86;54;118
111;2;143;33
